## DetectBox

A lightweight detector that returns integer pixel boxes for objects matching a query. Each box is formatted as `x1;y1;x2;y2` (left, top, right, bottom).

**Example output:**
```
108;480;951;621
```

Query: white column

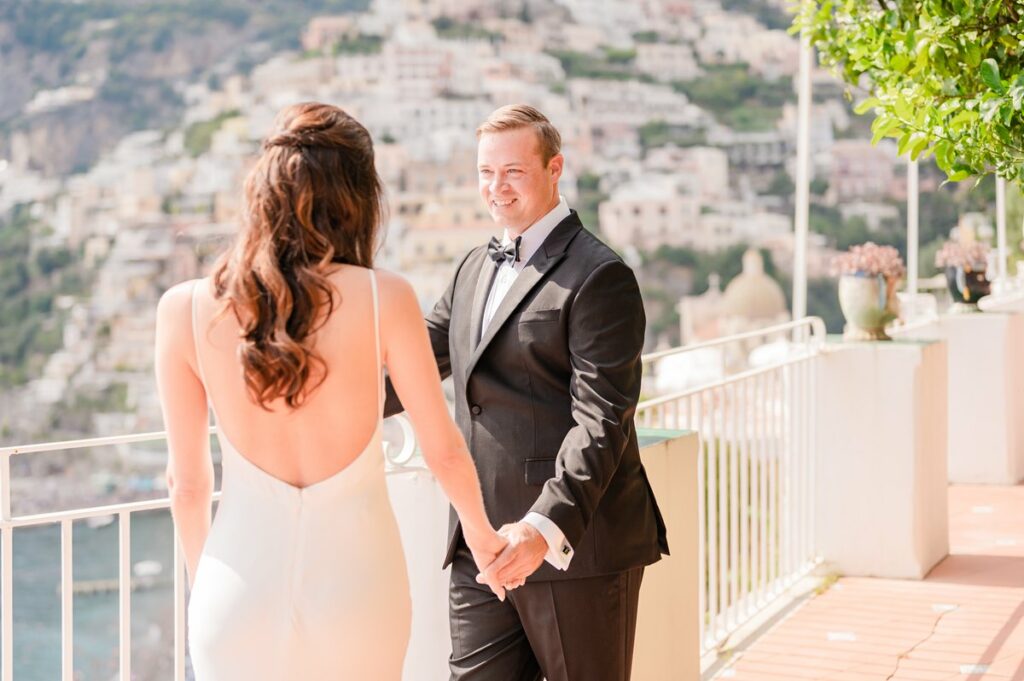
996;176;1008;281
907;160;919;295
792;34;813;320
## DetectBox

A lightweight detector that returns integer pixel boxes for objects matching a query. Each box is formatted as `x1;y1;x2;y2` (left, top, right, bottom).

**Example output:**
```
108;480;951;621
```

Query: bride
154;102;506;679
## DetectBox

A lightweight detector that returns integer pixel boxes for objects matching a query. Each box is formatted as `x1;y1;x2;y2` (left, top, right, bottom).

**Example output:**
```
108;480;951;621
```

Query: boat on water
85;513;115;529
66;560;166;595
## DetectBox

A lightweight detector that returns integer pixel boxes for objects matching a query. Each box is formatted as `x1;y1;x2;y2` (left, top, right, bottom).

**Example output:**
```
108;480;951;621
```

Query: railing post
119;511;131;681
61;520;74;681
174;536;187;681
1;451;12;681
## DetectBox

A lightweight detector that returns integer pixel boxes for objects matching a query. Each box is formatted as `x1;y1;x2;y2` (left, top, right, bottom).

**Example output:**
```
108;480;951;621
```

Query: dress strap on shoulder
190;279;210;389
368;269;383;410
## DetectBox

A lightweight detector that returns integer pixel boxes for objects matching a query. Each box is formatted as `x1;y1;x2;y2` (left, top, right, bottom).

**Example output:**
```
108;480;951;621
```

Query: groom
386;104;667;681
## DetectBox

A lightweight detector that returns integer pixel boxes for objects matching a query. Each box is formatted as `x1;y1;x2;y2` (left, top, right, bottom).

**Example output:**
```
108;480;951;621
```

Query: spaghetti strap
368;269;383;411
191;279;210;390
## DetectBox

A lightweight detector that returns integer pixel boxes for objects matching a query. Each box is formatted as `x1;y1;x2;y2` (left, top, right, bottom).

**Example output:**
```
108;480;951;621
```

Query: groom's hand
479;522;547;590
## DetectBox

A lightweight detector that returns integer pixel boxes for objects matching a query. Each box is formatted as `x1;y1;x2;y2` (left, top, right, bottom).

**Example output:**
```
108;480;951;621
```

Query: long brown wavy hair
211;102;383;410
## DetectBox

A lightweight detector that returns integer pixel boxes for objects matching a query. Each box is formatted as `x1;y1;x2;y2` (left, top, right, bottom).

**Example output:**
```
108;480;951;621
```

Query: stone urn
838;273;899;341
945;265;990;312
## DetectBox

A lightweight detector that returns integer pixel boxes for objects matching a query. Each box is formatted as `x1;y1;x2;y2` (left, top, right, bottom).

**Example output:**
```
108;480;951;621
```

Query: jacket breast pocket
519;308;561;324
524;458;556;485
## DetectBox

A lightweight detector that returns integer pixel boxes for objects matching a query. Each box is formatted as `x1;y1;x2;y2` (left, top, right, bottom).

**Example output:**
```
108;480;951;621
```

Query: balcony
1;311;1022;680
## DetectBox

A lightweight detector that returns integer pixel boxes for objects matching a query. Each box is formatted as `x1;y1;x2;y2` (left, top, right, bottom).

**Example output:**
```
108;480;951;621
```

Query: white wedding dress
186;270;411;680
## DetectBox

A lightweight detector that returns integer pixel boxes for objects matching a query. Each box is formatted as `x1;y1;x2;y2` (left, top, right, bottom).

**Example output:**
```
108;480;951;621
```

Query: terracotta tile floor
714;485;1024;681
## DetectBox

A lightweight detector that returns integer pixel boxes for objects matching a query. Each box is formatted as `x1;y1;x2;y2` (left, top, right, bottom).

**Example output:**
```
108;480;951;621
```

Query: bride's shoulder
371;269;420;323
371;268;414;300
156;278;207;326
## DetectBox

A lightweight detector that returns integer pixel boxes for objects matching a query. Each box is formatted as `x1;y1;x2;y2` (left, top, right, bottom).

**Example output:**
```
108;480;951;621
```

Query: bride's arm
155;283;214;587
377;271;507;591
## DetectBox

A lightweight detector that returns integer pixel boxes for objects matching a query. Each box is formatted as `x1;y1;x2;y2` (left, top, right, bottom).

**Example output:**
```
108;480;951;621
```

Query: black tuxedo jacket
386;211;668;581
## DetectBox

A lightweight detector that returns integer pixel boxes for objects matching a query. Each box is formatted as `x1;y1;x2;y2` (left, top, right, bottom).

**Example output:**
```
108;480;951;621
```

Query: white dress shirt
481;196;574;571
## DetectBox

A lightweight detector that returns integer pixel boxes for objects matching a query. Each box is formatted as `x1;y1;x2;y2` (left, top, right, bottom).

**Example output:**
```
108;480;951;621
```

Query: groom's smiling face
477;127;563;236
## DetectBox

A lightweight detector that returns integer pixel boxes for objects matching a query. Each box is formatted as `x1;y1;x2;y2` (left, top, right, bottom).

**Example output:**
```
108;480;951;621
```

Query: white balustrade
637;318;825;655
0;319;826;677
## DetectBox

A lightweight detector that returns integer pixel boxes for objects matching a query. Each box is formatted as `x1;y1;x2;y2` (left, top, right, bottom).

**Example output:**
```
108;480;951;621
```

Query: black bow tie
487;236;522;267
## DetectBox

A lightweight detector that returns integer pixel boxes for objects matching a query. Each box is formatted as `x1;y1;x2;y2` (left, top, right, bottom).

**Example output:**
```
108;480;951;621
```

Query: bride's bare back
193;264;386;488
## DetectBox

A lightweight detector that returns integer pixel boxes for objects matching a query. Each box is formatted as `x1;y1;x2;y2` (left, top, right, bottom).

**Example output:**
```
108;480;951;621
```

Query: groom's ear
547;153;564;183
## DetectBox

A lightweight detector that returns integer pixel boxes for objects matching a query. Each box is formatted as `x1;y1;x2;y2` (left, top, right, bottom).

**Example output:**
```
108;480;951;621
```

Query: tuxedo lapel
464;213;583;379
468;254;496;353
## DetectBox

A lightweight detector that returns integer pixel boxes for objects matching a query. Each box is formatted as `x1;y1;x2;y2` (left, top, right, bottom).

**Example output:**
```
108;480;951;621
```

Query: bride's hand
464;529;508;601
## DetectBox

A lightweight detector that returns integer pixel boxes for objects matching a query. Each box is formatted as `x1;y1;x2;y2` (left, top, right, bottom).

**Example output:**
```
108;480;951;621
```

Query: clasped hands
468;522;547;602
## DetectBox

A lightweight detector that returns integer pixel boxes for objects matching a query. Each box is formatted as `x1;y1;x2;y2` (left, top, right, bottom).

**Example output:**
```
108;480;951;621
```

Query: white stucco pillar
907;160;919;295
996;175;1008;283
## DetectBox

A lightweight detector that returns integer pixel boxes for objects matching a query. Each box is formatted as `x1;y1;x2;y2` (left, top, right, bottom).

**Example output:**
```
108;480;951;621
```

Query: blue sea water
2;511;179;680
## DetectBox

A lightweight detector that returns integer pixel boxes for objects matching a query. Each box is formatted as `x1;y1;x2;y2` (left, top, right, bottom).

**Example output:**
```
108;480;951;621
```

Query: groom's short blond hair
476;105;562;166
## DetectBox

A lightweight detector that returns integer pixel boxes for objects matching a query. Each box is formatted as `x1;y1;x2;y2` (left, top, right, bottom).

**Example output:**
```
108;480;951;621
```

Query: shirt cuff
522;512;573;570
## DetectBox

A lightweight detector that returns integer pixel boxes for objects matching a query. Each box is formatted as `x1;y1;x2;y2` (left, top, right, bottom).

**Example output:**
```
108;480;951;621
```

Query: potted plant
935;239;991;312
830;242;905;341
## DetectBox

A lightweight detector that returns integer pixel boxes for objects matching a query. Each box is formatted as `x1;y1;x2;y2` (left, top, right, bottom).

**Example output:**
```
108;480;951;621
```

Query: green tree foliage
794;0;1024;183
183;109;241;157
546;49;636;81
604;47;637;66
673;65;793;131
0;206;85;387
637;120;708;152
721;0;792;30
331;33;384;54
431;17;502;42
766;170;796;196
575;172;607;235
633;31;661;44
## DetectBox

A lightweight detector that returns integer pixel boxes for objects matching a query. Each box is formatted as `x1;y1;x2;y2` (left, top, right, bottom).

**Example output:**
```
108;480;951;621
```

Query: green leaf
949;109;980;126
910;134;931;159
897;130;913;155
890;53;911;73
934;140;951;170
964;42;981;68
870;115;903;145
853;97;880;115
981;58;1005;94
913;46;930;72
947;169;971;182
894;96;914;120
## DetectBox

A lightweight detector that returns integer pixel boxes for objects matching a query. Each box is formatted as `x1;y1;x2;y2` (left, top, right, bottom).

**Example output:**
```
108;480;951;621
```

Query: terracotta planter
945;265;990;312
838;273;899;341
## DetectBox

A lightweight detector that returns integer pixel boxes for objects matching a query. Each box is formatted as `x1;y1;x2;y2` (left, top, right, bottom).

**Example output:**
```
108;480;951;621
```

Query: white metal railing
638;317;826;655
1;318;825;678
0;423;419;681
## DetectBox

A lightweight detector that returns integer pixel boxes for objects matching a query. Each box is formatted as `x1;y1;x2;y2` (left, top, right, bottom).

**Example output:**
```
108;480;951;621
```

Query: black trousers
448;541;644;681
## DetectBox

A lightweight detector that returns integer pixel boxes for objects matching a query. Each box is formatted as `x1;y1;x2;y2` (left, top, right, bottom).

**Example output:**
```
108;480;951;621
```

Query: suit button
470;405;482;416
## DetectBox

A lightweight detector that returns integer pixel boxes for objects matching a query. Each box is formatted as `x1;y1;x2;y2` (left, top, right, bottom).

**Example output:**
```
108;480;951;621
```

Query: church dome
721;250;788;320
